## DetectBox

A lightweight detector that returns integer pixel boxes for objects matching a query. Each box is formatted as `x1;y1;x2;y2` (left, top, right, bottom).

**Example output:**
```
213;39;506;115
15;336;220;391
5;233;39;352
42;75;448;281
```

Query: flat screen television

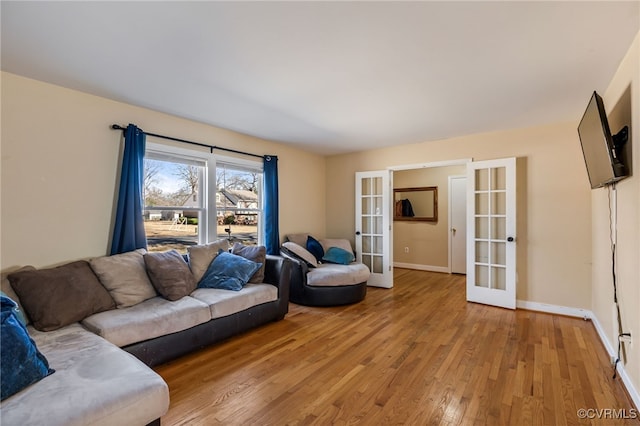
577;91;628;189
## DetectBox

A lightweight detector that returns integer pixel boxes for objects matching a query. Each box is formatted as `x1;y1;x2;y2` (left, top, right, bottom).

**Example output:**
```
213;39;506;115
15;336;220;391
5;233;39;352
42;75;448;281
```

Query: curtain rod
111;124;266;160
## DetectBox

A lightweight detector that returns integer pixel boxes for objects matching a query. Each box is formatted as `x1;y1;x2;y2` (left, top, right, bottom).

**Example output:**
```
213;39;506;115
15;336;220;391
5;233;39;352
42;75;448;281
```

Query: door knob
507;236;515;242
356;231;361;236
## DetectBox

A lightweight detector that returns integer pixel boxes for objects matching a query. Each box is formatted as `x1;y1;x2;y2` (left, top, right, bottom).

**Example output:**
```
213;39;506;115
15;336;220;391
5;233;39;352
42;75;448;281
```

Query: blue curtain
110;124;147;255
263;155;280;255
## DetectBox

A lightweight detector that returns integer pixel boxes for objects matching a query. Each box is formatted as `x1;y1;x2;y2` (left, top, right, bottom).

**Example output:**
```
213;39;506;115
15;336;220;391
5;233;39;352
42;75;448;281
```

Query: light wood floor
155;269;638;425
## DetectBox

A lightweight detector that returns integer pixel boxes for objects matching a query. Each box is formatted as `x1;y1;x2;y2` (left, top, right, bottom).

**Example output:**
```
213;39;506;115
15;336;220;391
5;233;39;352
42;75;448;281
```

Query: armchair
280;233;370;307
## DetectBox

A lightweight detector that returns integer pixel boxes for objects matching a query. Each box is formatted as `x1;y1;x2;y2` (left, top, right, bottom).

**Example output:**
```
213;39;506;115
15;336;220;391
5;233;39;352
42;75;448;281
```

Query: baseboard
517;299;640;409
393;262;449;273
590;313;640;410
516;300;591;319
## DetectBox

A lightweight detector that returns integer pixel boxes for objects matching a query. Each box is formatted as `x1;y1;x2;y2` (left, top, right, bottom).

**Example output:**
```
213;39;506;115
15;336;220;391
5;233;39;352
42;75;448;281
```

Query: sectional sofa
0;242;291;426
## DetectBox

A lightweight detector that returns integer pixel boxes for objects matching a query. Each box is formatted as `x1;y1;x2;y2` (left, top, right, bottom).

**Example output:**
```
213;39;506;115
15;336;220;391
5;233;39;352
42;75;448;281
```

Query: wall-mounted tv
577;91;628;189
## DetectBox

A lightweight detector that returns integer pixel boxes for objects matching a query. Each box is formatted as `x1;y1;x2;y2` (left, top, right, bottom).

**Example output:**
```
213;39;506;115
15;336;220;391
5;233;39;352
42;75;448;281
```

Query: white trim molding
517;299;640;409
393;262;449;273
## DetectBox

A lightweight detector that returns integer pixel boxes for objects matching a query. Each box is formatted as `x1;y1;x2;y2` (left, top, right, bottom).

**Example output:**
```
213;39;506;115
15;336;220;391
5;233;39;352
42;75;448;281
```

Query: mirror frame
393;186;438;222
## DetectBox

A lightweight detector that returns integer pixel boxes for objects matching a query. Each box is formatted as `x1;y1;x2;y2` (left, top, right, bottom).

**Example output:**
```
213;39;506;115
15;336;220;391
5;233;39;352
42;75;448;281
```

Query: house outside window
143;142;262;252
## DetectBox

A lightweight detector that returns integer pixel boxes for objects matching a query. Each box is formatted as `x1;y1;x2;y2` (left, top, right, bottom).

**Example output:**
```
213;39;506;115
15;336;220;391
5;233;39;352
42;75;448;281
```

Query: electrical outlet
404;247;409;253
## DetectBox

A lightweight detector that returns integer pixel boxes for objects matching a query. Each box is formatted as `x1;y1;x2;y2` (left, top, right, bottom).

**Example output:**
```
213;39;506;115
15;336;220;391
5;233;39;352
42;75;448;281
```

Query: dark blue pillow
306;236;325;263
198;250;261;291
0;291;26;326
1;296;54;401
322;247;355;265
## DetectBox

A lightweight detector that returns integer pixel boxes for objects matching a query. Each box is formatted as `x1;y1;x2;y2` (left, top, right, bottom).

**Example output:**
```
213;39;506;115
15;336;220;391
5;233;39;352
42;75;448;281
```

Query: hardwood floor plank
155;269;638;425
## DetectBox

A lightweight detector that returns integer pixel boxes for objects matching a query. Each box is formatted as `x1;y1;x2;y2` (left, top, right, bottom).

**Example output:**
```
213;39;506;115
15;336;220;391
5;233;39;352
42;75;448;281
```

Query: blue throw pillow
0;291;26;326
322;247;355;265
1;296;54;401
306;236;325;263
198;250;262;291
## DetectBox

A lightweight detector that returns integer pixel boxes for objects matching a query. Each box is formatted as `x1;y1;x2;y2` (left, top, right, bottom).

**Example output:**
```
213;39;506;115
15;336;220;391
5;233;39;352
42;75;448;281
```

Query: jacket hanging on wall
395;199;415;217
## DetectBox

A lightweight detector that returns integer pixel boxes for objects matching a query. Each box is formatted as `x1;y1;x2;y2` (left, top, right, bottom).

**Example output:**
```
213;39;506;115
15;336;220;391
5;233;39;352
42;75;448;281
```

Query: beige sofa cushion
90;249;157;308
187;239;230;283
307;263;370;287
82;296;211;347
191;284;278;319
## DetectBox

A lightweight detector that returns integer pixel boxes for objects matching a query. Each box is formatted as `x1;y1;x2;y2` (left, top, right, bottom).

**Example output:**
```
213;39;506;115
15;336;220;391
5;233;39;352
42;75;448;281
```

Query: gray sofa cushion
191;284;278;319
82;296;211;347
1;324;169;426
307;263;371;287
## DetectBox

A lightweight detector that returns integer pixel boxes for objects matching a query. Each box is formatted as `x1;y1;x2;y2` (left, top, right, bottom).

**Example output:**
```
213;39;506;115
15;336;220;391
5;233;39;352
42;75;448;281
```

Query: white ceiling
2;1;638;155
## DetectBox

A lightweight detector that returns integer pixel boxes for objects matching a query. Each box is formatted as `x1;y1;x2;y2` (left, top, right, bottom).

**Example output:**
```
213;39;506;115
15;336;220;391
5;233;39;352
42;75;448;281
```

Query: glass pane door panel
491;217;506;239
491;242;506;265
362;178;372;195
372;236;383;252
362;236;372;253
476;217;489;239
363;255;372;270
373;197;383;215
476;169;489;190
476;242;489;263
492;167;506;190
372;256;383;274
491;192;506;215
475;265;489;287
475;193;489;215
361;198;371;214
491;267;506;290
372;177;382;194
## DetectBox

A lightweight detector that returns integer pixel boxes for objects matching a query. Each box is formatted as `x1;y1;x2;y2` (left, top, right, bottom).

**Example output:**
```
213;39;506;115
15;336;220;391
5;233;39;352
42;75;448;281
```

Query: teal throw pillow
1;295;54;401
198;250;261;291
322;247;355;265
306;236;325;263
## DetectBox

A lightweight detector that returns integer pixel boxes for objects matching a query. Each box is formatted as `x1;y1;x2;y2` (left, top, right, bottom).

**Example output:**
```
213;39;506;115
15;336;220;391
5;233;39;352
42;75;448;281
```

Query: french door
466;158;516;309
355;171;393;288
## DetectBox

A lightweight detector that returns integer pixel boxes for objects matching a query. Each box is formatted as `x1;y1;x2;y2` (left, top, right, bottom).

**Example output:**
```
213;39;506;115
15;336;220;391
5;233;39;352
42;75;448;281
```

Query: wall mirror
394;186;438;222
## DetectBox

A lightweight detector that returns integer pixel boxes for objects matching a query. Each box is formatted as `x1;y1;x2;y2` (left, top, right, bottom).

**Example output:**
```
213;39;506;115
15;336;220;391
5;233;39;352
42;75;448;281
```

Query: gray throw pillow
90;249;157;308
8;261;116;332
231;243;266;283
144;250;197;301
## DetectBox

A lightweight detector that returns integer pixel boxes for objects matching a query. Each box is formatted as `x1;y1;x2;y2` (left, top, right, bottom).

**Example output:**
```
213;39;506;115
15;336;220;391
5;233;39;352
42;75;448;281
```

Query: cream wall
0;72;326;270
393;166;465;268
326;121;592;309
594;32;639;404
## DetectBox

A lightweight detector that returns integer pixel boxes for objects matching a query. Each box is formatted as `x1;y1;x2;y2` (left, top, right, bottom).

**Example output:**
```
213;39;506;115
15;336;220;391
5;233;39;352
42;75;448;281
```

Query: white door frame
388;159;472;273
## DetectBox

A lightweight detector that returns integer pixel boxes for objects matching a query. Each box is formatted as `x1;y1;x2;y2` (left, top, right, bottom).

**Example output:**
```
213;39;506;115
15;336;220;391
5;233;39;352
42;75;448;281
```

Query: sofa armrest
264;255;292;299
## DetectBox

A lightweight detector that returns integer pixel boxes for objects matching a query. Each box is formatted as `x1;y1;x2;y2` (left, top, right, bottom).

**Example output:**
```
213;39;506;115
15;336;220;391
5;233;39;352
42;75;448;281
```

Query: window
143;142;263;252
216;159;263;246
